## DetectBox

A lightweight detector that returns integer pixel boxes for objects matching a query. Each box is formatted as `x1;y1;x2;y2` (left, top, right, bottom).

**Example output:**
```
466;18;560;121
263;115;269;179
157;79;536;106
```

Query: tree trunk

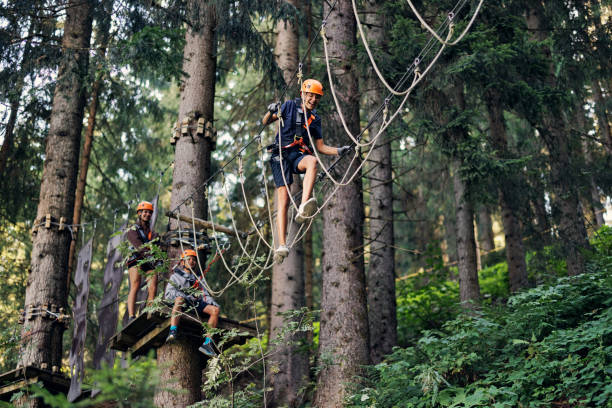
577;107;605;230
0;19;37;178
477;206;495;254
451;159;481;306
592;80;612;155
19;0;93;378
268;185;308;407
530;175;552;244
364;0;396;365
153;341;204;406
268;6;309;403
526;5;590;276
314;1;370;406
0;81;24;178
485;91;527;292
304;227;313;338
446;83;480;305
67;3;112;290
155;1;216;405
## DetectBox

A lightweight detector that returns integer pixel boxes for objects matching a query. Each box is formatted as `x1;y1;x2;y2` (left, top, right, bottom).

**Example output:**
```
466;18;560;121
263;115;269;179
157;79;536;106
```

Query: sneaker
295;197;317;224
199;341;217;357
274;245;289;264
165;329;178;343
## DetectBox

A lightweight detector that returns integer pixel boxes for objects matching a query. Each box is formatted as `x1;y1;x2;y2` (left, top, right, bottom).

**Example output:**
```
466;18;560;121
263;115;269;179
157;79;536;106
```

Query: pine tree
363;0;397;364
19;0;94;381
155;0;217;405
314;0;371;405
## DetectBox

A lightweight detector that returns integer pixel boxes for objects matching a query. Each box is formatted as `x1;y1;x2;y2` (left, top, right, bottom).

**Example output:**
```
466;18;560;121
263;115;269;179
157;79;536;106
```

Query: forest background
0;0;611;407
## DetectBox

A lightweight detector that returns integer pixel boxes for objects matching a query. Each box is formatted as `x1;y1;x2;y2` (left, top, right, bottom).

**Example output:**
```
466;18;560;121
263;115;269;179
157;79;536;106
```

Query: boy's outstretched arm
315;138;350;156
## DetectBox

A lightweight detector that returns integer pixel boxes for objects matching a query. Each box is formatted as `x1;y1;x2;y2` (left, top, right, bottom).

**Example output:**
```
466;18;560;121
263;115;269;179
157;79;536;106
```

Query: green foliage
478;262;509;302
348;265;612;407
27;356;159;407
526;244;568;285
397;242;510;346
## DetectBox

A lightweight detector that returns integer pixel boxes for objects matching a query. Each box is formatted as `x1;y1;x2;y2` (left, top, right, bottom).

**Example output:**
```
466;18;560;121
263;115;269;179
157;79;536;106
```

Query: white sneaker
274;245;289;264
295;197;317;224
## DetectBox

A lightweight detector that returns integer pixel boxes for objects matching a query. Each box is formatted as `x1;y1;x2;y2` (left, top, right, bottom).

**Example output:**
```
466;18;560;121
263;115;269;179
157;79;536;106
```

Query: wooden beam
130;320;171;356
0;377;38;397
166;211;247;238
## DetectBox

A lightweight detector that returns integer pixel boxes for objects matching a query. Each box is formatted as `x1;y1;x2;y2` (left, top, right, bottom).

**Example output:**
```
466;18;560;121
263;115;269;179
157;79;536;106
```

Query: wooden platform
109;310;257;357
0;365;70;402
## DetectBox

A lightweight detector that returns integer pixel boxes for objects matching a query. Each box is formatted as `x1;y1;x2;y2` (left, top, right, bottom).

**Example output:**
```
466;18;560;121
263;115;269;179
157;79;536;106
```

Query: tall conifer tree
155;1;217;405
364;0;397;363
19;0;94;379
315;0;370;405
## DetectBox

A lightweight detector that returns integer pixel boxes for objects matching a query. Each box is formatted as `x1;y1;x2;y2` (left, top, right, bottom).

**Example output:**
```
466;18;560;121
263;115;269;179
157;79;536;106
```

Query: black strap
136;224;149;244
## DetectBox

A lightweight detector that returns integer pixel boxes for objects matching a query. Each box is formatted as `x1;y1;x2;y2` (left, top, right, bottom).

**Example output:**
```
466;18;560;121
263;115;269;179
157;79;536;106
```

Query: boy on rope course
126;201;161;321
262;79;350;263
164;249;220;357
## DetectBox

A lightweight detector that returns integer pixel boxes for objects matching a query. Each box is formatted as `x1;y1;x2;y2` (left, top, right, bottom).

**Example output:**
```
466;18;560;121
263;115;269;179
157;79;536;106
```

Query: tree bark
67;2;112;290
529;175;552;244
592;80;612;155
153;340;204;406
477;206;495;254
268;185;308;407
304;227;313;336
314;1;370;406
451;158;481;306
268;6;309;403
0;18;37;178
364;0;396;365
526;5;590;276
19;0;93;377
155;1;217;405
485;91;527;292
577;106;605;230
450;84;480;305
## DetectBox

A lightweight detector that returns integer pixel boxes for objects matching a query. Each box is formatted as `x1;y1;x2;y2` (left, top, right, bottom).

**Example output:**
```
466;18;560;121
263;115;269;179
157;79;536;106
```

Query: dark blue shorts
185;296;219;313
269;148;308;187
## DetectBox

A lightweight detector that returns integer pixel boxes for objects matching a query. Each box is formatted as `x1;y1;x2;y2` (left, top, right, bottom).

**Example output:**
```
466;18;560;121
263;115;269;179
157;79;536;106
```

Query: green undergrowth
349;231;612;407
397;258;509;346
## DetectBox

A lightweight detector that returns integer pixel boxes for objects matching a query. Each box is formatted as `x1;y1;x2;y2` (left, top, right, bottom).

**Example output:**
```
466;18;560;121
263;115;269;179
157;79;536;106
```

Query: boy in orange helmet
126;201;160;320
164;249;220;357
262;79;350;264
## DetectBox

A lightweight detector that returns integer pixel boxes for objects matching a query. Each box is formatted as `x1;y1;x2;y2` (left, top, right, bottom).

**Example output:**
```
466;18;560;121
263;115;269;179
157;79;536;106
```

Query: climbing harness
267;103;316;155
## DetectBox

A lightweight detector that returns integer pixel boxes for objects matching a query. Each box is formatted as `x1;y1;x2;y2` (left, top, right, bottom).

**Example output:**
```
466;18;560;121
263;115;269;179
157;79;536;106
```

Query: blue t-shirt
274;98;322;149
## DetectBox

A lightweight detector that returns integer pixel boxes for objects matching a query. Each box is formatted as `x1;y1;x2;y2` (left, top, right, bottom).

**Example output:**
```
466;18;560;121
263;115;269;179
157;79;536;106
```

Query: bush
349;269;612;407
397;261;510;346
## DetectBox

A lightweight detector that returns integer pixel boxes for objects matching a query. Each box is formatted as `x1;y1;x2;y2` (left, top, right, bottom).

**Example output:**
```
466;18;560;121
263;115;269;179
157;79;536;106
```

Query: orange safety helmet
137;201;154;212
301;79;324;96
181;249;197;259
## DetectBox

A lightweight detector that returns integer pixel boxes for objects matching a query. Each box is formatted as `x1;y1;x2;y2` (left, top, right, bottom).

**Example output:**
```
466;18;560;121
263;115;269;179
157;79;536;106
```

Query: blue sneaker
165;328;178;343
198;339;217;357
